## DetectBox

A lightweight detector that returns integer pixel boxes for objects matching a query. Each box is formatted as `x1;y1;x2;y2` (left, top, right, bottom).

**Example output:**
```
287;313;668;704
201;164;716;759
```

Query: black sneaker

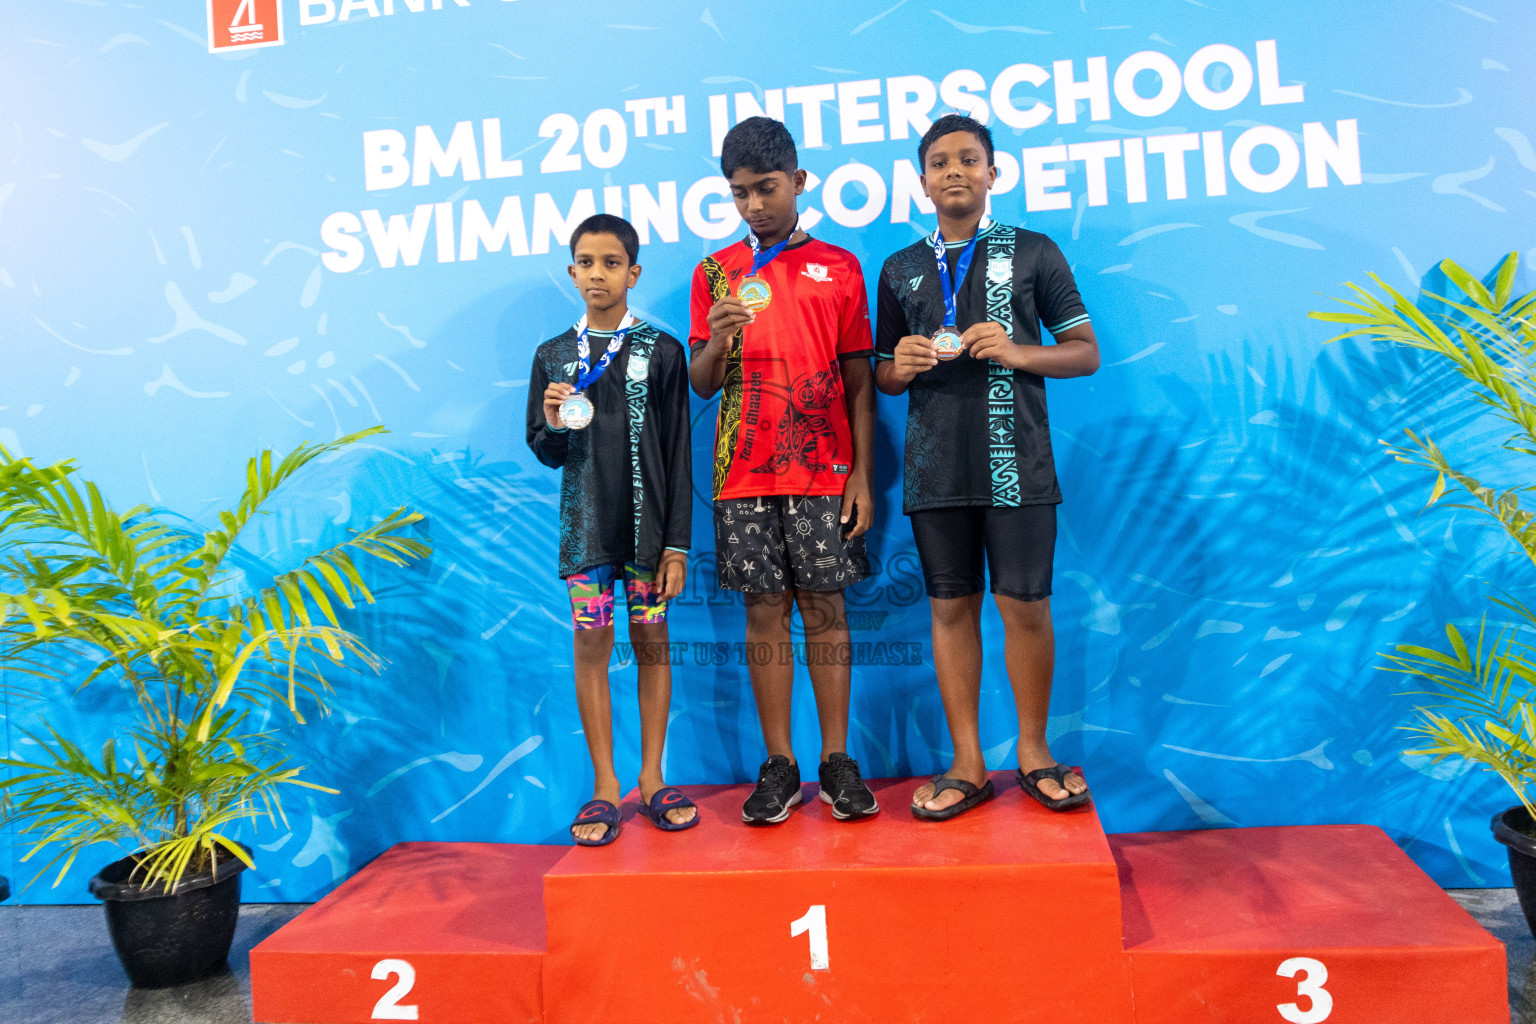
742;755;802;825
818;752;879;821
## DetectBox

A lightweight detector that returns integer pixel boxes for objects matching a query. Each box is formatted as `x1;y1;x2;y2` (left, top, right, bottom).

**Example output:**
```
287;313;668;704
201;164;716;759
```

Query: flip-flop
910;775;995;822
570;799;621;846
1016;765;1092;811
637;787;700;832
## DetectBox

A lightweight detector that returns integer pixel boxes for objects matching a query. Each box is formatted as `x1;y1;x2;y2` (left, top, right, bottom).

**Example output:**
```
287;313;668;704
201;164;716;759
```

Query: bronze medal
933;328;964;360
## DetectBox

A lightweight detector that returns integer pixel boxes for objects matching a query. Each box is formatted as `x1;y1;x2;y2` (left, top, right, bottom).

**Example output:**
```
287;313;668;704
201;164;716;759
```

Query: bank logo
208;0;284;53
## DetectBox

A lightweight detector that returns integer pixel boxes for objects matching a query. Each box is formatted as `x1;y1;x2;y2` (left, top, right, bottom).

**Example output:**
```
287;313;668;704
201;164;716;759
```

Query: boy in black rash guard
527;213;697;846
875;115;1099;821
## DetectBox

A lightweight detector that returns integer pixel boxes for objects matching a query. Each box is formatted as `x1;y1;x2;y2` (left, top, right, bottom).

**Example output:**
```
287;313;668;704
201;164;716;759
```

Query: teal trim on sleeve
1049;313;1092;334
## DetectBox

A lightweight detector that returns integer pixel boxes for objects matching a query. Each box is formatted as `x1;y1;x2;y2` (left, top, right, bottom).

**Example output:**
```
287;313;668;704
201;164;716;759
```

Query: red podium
250;776;1508;1024
251;843;564;1024
1112;825;1508;1024
542;773;1132;1024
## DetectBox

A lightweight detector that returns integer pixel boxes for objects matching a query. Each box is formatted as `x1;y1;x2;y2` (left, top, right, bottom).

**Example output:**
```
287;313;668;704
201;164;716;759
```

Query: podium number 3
371;959;419;1021
790;905;830;970
1277;957;1332;1023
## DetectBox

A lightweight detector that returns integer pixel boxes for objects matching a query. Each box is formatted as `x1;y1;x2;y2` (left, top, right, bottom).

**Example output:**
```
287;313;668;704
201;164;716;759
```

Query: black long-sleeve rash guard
527;320;693;578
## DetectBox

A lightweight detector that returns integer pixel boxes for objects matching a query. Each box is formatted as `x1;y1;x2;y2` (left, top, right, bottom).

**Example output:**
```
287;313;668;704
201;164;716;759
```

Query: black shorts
714;495;870;594
909;504;1056;602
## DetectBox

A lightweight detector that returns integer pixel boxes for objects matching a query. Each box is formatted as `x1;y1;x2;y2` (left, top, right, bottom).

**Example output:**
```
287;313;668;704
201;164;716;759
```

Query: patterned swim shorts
713;494;870;593
566;562;667;630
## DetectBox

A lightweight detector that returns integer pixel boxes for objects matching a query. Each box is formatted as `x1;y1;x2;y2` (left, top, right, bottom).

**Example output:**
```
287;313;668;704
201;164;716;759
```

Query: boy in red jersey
689;117;879;825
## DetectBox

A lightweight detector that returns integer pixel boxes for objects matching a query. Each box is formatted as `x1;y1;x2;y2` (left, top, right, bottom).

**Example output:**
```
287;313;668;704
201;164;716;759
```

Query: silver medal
560;391;594;430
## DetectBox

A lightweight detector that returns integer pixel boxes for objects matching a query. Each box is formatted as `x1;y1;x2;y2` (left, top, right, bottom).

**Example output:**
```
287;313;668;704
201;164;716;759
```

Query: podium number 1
371;959;419;1020
1276;957;1332;1023
790;905;830;970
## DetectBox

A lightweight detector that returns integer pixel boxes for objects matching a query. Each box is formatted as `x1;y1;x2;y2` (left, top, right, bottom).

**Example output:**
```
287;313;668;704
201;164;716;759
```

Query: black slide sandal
1016;765;1092;811
570;799;622;846
910;775;995;821
637;787;700;832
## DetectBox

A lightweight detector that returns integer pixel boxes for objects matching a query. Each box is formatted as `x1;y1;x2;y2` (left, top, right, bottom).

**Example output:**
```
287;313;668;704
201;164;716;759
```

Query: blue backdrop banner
2;0;1535;901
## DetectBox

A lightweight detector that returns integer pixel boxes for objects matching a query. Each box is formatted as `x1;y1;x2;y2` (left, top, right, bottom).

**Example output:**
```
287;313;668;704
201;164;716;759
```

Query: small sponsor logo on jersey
802;263;831;283
909;275;924;293
627;352;650;380
987;257;1011;284
832;463;850;475
207;0;283;52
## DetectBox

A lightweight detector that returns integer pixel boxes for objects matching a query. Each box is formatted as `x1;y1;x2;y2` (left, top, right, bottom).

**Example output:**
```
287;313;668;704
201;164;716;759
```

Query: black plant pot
1492;807;1536;937
87;845;250;988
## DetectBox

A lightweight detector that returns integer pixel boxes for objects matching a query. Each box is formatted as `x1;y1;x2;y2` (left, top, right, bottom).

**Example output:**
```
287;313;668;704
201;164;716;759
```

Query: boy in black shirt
875;115;1098;820
527;214;697;845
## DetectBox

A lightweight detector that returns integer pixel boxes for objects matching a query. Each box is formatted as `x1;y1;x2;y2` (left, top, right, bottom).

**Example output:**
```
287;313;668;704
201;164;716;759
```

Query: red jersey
688;236;874;501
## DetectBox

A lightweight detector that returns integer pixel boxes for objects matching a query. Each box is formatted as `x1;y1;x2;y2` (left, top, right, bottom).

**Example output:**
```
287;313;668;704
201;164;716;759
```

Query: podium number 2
371;959;419;1020
1276;957;1332;1023
790;905;830;971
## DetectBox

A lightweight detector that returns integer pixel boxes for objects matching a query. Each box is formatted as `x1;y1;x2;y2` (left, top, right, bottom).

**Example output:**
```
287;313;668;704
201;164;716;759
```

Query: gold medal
737;275;773;314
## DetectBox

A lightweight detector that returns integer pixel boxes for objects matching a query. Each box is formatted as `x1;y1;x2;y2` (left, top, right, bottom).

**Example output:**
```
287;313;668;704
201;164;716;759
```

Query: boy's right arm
874;271;938;396
526;349;570;468
688;263;753;398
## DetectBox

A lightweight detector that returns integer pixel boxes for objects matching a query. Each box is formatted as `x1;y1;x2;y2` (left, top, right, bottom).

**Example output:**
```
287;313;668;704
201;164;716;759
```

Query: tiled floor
0;903;302;1024
1456;889;1536;1023
0;893;1529;1022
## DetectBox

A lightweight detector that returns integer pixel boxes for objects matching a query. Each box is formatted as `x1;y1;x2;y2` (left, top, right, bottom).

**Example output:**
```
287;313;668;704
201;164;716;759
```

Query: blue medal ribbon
932;229;981;330
747;219;797;276
575;311;635;390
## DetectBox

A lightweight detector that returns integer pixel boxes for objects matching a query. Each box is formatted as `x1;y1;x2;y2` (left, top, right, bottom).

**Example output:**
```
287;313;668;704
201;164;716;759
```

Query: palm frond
1315;253;1536;812
0;428;429;888
186;427;388;593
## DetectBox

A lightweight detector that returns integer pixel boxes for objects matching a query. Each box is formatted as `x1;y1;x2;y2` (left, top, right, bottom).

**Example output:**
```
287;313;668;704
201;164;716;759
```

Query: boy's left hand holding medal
963;322;1029;370
544;381;576;428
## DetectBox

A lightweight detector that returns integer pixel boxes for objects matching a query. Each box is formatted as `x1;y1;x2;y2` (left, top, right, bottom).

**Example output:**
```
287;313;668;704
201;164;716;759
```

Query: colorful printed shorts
566;562;667;630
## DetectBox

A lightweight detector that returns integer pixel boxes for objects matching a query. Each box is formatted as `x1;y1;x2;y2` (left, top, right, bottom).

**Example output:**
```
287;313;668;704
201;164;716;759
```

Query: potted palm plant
1312;252;1536;931
0;427;429;986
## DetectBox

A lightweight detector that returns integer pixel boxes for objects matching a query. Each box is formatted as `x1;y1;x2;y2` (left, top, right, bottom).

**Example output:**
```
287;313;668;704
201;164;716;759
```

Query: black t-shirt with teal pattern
876;221;1090;514
526;321;692;578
